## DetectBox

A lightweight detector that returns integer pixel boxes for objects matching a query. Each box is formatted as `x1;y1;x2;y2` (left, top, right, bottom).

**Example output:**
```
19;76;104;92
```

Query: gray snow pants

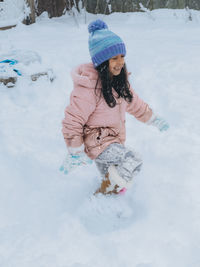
95;143;143;183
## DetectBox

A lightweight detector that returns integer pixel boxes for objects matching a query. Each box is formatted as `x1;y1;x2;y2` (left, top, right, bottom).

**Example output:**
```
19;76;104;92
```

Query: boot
94;173;119;195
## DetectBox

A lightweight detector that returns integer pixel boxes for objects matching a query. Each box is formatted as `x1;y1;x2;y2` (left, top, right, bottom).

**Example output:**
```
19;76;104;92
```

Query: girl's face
109;54;125;76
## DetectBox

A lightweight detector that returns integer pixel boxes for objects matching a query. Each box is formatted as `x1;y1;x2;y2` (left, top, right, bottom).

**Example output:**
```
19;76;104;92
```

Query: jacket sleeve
126;86;153;123
62;86;96;148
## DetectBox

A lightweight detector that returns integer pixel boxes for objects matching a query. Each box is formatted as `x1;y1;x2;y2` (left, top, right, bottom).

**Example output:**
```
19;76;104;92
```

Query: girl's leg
94;143;143;194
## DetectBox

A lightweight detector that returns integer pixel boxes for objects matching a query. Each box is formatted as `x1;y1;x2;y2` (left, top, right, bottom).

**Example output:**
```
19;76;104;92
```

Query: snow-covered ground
0;0;25;27
0;9;200;267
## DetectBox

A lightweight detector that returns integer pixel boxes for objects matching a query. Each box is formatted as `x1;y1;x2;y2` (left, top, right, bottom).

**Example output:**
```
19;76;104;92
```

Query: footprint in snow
77;193;135;234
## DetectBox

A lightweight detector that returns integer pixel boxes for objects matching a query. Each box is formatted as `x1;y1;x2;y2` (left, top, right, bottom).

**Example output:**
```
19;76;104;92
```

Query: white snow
0;0;25;27
0;9;200;267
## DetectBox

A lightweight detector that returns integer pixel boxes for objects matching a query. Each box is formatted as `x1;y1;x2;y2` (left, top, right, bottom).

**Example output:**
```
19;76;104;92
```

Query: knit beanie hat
88;19;126;67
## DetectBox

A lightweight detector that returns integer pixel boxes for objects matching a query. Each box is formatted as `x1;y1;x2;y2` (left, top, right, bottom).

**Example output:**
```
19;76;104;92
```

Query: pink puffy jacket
62;63;153;159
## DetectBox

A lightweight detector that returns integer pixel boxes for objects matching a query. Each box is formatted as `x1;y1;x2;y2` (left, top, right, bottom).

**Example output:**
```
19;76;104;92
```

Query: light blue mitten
150;116;169;132
60;152;93;175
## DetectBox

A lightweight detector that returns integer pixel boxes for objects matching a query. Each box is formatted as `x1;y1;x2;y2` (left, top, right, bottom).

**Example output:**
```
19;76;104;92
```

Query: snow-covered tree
0;0;35;27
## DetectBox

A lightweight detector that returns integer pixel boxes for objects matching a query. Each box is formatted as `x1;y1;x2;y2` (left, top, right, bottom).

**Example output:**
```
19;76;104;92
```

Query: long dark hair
95;60;133;108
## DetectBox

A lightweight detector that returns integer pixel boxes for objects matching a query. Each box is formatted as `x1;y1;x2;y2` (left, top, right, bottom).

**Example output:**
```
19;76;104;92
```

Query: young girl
61;19;169;195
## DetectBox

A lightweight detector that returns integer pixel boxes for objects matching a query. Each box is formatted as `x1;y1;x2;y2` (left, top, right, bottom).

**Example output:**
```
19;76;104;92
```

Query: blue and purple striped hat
88;19;126;67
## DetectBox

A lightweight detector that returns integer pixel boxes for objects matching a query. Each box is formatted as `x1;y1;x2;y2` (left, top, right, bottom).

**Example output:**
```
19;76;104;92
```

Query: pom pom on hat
88;19;108;34
88;19;126;67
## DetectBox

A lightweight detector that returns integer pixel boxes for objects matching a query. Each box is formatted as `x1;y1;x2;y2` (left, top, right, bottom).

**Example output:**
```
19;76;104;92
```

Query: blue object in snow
0;59;22;76
13;68;22;76
0;59;18;65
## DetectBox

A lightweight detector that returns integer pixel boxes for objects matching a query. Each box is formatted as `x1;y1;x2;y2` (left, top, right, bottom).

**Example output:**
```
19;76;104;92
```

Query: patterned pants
95;143;143;183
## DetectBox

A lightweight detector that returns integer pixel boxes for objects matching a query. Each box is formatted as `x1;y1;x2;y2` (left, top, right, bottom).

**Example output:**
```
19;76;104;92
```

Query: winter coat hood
71;63;101;89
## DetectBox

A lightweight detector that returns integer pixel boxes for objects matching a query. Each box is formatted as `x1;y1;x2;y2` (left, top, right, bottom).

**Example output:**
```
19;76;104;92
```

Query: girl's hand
60;151;93;175
150;116;169;132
